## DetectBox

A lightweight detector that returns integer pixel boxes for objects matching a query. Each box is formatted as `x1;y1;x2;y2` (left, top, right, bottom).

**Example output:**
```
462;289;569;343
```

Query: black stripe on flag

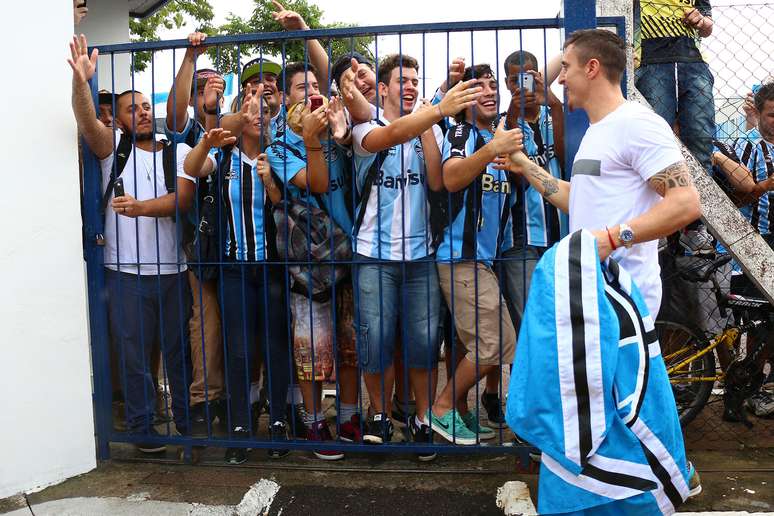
568;231;592;464
582;463;659;493
641;443;684;510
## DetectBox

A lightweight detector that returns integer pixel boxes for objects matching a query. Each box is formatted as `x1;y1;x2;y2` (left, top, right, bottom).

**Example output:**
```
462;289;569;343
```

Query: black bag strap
162;139;176;194
101;133;133;214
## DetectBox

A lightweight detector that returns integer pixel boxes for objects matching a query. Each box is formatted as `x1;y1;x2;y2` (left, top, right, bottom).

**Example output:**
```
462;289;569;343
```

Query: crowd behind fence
74;3;774;467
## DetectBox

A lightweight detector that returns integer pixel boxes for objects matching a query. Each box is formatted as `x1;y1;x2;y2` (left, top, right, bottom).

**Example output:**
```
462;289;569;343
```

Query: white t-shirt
100;136;195;275
569;101;683;316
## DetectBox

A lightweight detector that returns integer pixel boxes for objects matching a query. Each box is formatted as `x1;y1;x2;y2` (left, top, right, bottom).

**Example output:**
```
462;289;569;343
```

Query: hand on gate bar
112;194;145;218
437;79;483;118
185;32;209;59
271;0;309;31
67;34;97;85
326;97;350;143
203;76;225;114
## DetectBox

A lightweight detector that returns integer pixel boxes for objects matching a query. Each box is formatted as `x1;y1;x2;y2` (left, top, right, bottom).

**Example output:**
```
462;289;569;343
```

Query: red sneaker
307;420;344;461
338;414;362;443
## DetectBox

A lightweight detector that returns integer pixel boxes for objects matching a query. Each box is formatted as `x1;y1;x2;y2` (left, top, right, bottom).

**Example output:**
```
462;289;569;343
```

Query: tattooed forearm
648;161;693;197
526;162;560;197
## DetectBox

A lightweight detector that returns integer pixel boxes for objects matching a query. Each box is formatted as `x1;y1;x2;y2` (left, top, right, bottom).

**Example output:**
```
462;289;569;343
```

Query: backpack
269;140;352;302
100;132;177;218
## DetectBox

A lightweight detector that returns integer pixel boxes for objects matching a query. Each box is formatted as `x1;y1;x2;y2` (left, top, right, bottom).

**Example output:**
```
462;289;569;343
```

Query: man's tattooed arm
647;161;693;197
516;158;571;213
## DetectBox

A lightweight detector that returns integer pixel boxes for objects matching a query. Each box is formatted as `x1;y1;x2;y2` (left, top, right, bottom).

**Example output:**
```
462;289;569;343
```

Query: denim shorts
353;255;441;374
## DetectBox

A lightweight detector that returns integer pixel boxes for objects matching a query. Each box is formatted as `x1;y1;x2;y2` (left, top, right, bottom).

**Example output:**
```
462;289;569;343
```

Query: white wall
78;0;132;92
0;2;96;499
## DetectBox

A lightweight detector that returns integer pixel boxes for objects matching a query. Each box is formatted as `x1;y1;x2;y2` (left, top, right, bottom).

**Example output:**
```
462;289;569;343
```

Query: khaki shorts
438;262;515;366
291;281;357;382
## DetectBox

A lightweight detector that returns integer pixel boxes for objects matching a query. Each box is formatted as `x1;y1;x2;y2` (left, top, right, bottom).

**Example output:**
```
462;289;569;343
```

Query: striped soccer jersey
266;126;354;236
436;122;512;265
351;114;443;260
508;106;568;250
208;147;270;261
735;137;774;236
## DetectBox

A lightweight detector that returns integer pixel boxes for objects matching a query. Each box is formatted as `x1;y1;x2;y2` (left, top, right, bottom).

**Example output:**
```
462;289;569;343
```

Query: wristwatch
618;224;635;249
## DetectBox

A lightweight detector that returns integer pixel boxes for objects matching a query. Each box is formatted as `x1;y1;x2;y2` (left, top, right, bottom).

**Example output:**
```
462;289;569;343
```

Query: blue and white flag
506;229;690;515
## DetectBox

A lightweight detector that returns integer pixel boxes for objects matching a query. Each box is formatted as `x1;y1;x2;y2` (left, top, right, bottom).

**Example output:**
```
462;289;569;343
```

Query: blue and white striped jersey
266;127;354;236
208;147;270;261
436;122;512;265
508;106;568;249
351;114;443;260
735;137;774;236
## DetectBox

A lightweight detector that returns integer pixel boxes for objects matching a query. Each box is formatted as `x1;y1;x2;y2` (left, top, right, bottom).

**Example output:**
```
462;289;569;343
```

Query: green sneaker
461;411;496;441
428;409;478;445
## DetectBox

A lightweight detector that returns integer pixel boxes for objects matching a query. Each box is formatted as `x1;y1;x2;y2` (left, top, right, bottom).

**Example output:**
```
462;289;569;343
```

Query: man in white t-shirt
69;35;196;450
508;29;701;317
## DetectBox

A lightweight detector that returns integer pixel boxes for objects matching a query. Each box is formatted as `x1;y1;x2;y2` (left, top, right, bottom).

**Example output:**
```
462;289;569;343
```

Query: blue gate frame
83;9;626;463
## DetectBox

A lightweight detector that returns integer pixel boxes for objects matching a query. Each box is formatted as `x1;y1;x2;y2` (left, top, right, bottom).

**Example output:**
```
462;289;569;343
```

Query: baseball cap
331;51;374;89
98;89;115;106
241;57;282;86
194;68;222;89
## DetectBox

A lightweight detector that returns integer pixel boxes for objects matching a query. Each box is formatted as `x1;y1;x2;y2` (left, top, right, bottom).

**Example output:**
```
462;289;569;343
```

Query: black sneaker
286;403;308;439
409;415;436;462
481;391;506;429
135;428;167;454
267;421;291;459
363;413;393;444
224;427;249;465
391;395;415;426
513;434;541;462
189;402;209;438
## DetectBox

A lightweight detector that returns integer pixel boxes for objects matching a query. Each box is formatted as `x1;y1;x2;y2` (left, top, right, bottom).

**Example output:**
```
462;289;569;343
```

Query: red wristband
606;226;618;251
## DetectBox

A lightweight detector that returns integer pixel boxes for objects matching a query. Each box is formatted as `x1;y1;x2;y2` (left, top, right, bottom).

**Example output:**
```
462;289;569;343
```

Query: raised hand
326;96;349;140
186;31;209;58
743;92;759;130
67;34;98;84
203;76;225;112
490;117;524;157
302;100;329;141
438;79;483;118
443;57;466;92
202;128;237;149
271;0;309;30
240;84;264;126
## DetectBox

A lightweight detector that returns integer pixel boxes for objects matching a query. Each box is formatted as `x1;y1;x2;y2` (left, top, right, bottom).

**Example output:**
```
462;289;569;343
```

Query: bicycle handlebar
678;254;733;283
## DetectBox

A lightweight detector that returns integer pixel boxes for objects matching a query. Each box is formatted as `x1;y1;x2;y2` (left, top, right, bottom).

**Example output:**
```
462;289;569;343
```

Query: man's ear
586;58;602;80
377;81;388;98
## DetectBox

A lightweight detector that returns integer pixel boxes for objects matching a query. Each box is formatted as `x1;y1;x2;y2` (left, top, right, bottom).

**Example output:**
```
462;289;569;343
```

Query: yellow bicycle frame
665;327;740;383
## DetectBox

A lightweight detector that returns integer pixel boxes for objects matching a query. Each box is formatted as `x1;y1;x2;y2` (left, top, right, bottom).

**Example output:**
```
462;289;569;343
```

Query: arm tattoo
526;162;560;197
648;161;693;197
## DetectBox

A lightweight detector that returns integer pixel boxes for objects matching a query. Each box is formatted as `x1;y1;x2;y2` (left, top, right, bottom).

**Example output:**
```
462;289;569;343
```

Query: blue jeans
354;255;441;374
635;61;715;173
106;269;192;435
221;263;290;430
500;245;546;335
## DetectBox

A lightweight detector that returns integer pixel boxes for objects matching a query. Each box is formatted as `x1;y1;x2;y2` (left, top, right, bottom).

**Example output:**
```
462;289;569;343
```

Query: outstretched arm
184;128;236;178
507;149;571;212
271;0;331;95
68;34;113;160
361;79;482;153
165;32;208;135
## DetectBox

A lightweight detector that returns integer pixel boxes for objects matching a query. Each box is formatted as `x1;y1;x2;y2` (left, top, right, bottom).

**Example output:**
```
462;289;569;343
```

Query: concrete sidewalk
1;448;772;515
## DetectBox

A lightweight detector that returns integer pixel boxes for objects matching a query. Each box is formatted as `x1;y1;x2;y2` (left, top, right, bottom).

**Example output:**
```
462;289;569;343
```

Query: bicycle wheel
655;320;716;427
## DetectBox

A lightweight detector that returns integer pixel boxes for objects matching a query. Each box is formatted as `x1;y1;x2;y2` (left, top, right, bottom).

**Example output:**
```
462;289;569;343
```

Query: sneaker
338;414;363;443
224;427;249;465
409;415;436;462
679;226;714;256
428;409;478;445
687;461;702;498
461;411;496;441
746;391;774;417
190;401;216;438
480;391;506;429
308;420;344;461
267;421;290;459
135;428;167;454
391;395;416;426
286;403;308;438
363;413;394;444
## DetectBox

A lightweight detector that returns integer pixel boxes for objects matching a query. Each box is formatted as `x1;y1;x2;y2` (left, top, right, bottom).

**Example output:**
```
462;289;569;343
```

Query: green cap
241;57;282;86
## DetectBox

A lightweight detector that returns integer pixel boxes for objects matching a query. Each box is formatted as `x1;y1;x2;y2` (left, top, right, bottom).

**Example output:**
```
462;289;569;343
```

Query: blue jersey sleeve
266;140;306;186
443;122;472;164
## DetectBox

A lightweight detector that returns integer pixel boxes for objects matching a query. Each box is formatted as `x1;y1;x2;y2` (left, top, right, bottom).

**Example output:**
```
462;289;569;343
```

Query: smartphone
114;177;125;198
78;0;87;7
518;72;535;93
310;96;324;111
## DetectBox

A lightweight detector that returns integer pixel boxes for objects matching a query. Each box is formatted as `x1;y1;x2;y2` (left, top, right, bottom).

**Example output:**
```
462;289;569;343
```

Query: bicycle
656;254;774;428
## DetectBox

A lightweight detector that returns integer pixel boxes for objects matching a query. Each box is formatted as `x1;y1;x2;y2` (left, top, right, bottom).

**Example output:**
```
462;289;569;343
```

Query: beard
130;130;155;141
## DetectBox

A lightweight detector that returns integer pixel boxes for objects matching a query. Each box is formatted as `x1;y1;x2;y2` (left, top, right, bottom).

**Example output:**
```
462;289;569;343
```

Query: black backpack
100;132;177;218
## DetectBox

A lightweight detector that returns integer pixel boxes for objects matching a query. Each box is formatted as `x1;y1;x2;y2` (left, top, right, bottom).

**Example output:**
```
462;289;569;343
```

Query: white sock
303;410;325;429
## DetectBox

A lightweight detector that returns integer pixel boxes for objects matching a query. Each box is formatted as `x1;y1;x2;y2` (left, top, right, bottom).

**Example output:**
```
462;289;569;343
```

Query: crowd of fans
68;0;773;468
